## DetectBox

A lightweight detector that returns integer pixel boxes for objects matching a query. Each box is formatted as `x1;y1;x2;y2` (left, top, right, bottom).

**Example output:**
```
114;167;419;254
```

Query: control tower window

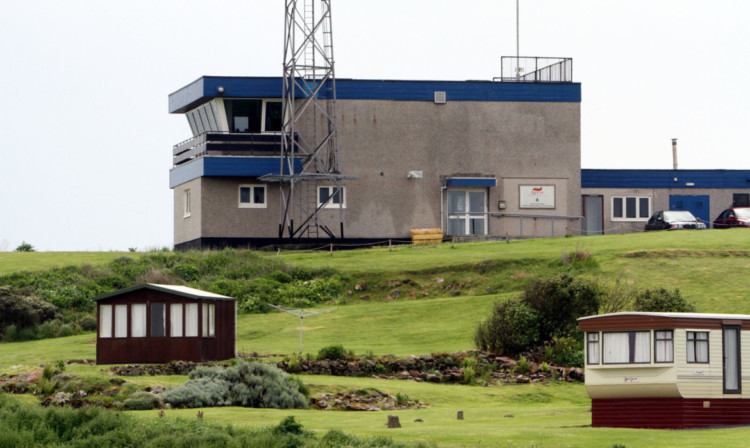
226;99;282;133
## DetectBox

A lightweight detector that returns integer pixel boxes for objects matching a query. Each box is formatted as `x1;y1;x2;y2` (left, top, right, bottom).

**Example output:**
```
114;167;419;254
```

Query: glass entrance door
447;189;487;235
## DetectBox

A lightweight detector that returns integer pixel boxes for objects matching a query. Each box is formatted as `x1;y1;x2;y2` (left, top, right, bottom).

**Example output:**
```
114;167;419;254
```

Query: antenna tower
261;0;356;241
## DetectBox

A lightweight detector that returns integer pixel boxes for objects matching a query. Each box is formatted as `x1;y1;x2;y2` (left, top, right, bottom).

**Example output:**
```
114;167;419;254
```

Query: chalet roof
92;284;234;302
579;312;750;322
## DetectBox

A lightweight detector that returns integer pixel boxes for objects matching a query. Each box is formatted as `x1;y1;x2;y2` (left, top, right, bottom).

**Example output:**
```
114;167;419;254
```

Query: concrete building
169;75;582;250
581;169;750;234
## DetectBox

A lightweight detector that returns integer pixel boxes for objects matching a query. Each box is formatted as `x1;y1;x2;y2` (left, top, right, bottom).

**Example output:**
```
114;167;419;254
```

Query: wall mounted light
217;86;225;94
498;200;507;210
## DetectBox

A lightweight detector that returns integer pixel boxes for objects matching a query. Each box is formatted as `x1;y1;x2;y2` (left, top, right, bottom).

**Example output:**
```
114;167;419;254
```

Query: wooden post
330;243;333;256
387;415;401;428
389;239;392;251
457;410;464;420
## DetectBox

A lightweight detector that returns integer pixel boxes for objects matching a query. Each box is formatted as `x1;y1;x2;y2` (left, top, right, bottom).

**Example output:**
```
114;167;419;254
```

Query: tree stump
457;410;464;420
387;415;401;428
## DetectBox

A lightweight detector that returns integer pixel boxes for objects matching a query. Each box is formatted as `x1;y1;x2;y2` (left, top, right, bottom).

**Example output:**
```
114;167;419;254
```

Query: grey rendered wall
333;99;581;238
175;97;581;242
174;178;202;245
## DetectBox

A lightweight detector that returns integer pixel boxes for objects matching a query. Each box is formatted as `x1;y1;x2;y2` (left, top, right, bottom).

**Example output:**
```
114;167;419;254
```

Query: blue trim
582;169;750;189
169;76;581;113
169;157;300;188
446;178;497;187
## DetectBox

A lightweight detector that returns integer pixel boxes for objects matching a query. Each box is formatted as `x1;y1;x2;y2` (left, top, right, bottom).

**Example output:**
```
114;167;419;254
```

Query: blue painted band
169;157;300;188
582;169;750;189
446;178;497;187
169;76;581;113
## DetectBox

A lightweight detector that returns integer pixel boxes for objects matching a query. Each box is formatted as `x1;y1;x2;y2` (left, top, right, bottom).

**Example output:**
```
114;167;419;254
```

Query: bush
633;287;695;312
474;298;540;355
123;392;161;410
15;241;35;252
317;344;347;360
0;287;59;334
162;360;308;409
273;415;304;435
173;263;201;282
544;336;584;367
3;324;18;342
523;274;601;341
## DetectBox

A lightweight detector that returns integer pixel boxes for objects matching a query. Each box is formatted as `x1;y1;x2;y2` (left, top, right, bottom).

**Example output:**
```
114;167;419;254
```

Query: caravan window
603;331;650;364
687;331;709;363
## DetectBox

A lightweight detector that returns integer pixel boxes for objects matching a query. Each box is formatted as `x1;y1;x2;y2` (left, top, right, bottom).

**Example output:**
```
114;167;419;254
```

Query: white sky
1;0;748;251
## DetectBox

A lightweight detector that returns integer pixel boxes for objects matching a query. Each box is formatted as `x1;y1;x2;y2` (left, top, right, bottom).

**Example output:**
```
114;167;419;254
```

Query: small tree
15;241;35;252
633;288;695;312
474;297;540;355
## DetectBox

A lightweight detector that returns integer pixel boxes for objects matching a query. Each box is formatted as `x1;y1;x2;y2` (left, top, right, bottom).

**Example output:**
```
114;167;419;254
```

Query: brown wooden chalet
579;312;750;429
93;284;236;364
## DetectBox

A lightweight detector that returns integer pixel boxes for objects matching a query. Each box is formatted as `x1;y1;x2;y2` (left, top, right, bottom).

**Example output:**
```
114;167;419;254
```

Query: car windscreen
663;211;696;221
734;208;750;219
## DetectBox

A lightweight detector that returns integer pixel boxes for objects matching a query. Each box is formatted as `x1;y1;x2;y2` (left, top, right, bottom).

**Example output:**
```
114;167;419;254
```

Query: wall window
687;331;709;363
447;189;487;235
587;332;600;364
184;189;191;217
654;330;674;363
612;196;650;221
185;303;199;337
170;304;183;337
114;305;128;338
99;304;112;338
239;185;266;208
131;304;147;338
603;331;651;364
318;186;346;209
202;303;215;337
225;99;282;133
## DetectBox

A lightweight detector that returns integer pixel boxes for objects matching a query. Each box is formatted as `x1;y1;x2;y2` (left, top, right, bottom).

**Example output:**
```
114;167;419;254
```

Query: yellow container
410;228;443;245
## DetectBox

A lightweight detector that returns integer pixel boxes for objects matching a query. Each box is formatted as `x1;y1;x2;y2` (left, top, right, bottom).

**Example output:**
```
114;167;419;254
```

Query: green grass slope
0;251;134;275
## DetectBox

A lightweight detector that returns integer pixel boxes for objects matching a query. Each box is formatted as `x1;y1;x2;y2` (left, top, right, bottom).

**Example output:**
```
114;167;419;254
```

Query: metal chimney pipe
672;138;678;170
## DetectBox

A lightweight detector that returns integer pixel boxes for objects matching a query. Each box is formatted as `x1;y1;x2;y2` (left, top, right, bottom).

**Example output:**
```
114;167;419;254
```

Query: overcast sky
1;0;748;251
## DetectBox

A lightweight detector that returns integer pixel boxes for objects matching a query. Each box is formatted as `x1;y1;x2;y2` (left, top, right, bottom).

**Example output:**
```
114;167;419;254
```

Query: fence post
329;243;333;256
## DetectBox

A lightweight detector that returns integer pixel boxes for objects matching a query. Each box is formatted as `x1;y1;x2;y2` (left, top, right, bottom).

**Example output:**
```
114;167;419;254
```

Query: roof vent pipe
672;138;678;170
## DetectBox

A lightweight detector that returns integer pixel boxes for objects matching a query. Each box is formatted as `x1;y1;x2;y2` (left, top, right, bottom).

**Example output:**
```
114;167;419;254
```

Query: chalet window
654;330;673;363
114;305;128;338
131;304;147;338
99;305;112;338
185;303;199;337
170;304;183;337
687;331;709;363
150;303;166;337
612;196;650;221
239;185;266;208
586;332;600;364
603;331;650;364
202;303;215;337
318;186;346;209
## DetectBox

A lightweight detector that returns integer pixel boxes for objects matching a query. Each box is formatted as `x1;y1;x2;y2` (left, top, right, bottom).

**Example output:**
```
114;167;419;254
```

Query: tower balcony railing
173;132;294;166
496;56;573;83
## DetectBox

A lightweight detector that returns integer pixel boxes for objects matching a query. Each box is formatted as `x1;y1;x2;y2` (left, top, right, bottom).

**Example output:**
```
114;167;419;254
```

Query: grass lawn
0;251;132;275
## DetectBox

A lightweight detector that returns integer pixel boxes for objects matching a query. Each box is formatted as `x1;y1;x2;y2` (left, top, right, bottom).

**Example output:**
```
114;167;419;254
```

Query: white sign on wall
519;185;555;209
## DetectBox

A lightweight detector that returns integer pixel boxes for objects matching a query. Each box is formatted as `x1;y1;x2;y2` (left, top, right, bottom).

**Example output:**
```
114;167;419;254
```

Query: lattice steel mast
261;0;355;241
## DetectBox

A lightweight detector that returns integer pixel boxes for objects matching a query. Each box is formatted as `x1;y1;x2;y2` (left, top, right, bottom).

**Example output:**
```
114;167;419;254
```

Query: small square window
318;186;346;209
239;185;267;208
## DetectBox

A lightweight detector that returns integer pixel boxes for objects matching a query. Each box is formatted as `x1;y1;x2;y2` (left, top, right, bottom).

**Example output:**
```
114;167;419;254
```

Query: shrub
317;344;347;360
15;241;35;252
599;278;638;314
544;336;584;367
515;356;530;374
173;263;201;282
474;298;540;355
123;392;161;410
76;314;97;331
523;274;601;341
633;287;695;312
3;324;18;342
0;287;59;334
273;415;304;435
462;366;476;385
396;392;409;405
162;360;308;409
